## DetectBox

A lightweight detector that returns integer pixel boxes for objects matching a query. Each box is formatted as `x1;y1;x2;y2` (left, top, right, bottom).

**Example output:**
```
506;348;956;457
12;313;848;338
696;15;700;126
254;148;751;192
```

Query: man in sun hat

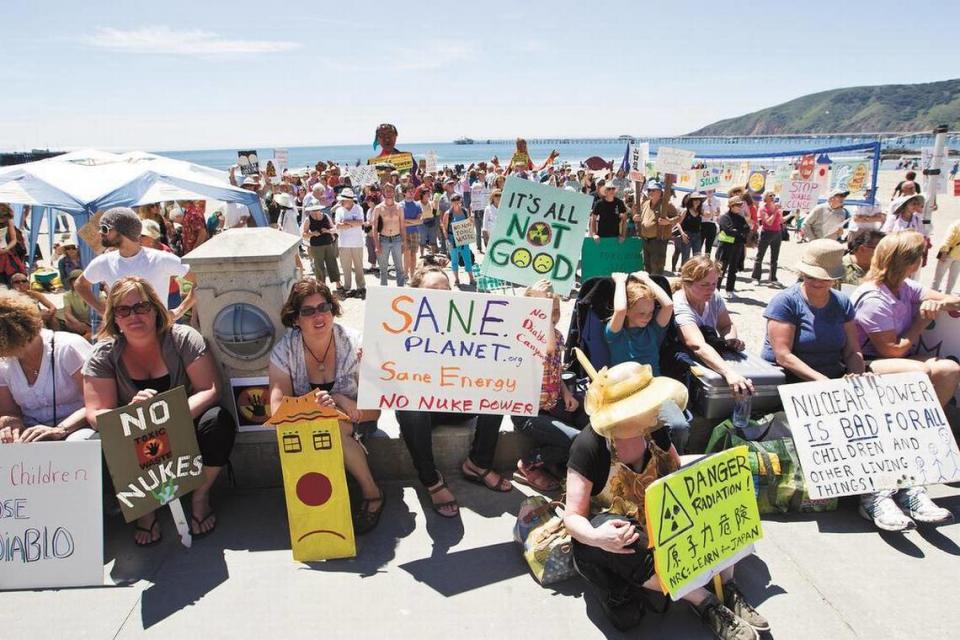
637;181;679;275
803;188;850;241
335;188;367;298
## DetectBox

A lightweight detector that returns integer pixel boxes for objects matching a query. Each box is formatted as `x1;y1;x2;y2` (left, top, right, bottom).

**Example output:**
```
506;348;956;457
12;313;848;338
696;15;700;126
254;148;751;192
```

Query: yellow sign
644;446;762;599
368;152;415;173
268;394;356;561
510;151;531;169
747;171;766;193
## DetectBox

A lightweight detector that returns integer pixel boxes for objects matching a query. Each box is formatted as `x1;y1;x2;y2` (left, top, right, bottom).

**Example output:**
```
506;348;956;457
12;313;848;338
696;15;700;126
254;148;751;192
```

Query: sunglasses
99;224;113;234
298;302;333;317
11;278;28;285
114;302;153;318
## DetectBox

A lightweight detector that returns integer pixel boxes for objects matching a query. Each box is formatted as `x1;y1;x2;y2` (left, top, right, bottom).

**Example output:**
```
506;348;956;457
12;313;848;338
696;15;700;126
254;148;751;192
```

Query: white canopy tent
0;148;268;266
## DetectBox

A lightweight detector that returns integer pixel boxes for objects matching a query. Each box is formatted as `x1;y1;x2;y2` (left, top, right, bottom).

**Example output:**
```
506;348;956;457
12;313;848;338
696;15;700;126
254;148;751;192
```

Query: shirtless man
370;182;407;286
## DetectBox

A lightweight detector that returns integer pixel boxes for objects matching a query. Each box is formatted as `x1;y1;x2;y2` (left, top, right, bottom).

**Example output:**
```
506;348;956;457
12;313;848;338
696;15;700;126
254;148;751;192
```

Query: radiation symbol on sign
526;222;553;247
532;253;554;274
657;483;694;546
511;247;532;268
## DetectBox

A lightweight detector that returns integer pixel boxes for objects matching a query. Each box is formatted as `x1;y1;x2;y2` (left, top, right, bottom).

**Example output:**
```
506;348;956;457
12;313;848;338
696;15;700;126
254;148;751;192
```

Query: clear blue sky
2;0;957;151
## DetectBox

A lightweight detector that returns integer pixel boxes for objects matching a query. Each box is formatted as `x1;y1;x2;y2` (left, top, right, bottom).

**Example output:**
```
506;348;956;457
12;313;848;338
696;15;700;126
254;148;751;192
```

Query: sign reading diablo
0;441;103;590
357;288;552;416
645;447;762;599
778;373;960;499
480;176;591;296
98;387;205;522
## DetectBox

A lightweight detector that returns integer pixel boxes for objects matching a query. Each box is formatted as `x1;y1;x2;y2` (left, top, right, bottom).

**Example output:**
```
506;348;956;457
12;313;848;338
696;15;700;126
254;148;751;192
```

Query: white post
922;125;948;236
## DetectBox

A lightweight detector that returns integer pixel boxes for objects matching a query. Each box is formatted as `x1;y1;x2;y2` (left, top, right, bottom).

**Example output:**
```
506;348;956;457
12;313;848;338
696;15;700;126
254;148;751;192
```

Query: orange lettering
382;295;414;334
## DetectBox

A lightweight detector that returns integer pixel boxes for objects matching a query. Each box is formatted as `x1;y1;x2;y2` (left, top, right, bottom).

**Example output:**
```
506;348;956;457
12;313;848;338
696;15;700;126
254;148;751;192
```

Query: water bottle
732;394;752;432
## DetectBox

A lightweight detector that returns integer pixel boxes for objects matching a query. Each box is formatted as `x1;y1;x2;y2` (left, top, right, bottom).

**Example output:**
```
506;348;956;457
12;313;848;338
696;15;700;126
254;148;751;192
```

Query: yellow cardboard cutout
268;394;356;561
368;152;415;173
644;447;762;599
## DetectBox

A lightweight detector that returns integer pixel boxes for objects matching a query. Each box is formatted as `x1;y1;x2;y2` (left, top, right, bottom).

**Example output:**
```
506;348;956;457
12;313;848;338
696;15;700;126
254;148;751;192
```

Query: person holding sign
638;182;679;276
589;183;627;242
82;277;235;544
0;291;93;443
268;278;384;534
440;193;476;287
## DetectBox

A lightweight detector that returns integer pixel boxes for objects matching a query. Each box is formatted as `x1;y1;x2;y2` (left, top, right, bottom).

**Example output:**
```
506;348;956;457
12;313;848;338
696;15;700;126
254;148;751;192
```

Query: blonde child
933;219;960;293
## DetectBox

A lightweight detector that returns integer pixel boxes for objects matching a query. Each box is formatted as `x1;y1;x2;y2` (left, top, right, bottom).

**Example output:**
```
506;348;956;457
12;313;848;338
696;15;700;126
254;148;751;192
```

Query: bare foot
191;493;216;536
134;513;161;546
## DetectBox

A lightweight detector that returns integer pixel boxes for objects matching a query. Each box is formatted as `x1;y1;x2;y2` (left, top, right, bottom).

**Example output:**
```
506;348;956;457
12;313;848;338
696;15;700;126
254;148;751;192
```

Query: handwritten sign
357;287;551;416
0;441;103;590
77;211;105;255
481;176;592;296
645;447;762;600
272;149;288;184
471;185;491;211
914;310;960;403
98;387;205;522
451;218;476;246
629;143;649;181
237;150;259;176
697;168;721;192
425;152;438;174
654;147;695;175
781;180;820;210
580;236;644;280
830;159;870;196
368;152;415;173
778;373;960;499
348;165;379;187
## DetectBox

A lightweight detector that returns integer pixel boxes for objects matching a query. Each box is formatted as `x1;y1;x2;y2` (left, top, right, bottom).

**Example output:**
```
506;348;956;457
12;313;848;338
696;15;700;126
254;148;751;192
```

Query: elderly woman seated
851;231;959;532
761;239;866;382
83;277;235;545
0;291;93;443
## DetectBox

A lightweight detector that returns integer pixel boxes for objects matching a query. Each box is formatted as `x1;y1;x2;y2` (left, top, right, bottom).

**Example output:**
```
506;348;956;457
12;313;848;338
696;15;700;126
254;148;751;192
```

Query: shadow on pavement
398;540;527;597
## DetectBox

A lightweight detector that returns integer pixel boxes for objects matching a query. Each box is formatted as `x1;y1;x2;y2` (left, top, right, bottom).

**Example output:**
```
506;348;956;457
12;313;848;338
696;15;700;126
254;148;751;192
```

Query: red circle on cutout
296;472;333;506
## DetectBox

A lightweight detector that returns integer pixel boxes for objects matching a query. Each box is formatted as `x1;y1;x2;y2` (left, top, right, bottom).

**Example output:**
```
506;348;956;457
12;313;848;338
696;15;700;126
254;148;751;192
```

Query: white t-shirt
83;247;189;309
335;203;366;248
482;204;499;233
673;288;726;330
0;330;91;427
849;203;882;232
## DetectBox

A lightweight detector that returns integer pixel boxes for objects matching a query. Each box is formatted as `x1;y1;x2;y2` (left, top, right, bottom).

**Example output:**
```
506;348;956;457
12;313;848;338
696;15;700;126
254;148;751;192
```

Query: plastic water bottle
732;394;752;431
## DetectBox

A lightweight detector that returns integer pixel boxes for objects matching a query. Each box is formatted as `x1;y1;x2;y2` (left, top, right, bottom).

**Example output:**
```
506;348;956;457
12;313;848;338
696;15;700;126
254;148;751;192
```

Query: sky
2;0;958;152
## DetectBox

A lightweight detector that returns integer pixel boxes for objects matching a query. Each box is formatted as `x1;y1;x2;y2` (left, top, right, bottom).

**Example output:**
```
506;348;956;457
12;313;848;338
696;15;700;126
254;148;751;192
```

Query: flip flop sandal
461;463;512;493
190;511;217;539
135;514;162;547
427;473;460;518
512;466;561;493
355;490;386;535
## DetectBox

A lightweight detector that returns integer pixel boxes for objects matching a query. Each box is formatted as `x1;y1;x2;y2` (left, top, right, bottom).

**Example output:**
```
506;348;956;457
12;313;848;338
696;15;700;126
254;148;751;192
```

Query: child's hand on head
611;272;628;283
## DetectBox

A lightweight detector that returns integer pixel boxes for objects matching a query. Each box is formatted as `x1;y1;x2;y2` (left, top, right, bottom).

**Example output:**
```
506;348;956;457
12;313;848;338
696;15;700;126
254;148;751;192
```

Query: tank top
308;213;333;246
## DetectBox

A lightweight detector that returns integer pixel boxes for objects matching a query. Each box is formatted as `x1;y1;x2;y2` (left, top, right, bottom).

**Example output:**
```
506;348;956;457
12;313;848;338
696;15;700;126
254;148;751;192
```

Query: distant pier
463;132;959;149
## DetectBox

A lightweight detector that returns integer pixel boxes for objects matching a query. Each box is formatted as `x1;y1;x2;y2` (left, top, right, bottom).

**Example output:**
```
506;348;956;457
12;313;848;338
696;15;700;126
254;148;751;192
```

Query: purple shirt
852;278;924;357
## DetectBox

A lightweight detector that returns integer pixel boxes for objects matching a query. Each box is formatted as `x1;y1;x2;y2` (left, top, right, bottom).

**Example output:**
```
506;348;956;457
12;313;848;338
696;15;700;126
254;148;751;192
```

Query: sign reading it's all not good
779;373;960;499
357;287;552;416
98;387;205;522
480;176;592;296
0;441;103;590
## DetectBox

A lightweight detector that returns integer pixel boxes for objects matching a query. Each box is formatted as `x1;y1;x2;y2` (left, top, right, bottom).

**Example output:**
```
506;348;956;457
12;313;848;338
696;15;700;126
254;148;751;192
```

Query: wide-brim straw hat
795;238;846;280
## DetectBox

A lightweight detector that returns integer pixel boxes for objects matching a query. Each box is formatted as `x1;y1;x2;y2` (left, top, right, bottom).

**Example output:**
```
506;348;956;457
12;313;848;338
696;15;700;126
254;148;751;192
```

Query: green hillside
689;79;960;135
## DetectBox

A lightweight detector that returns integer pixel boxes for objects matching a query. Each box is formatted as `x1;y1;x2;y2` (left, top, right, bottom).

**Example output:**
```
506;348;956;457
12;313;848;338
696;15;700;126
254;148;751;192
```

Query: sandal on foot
190;510;217;539
355;490;386;535
513;461;561;492
461;462;512;492
135;514;162;547
427;473;460;518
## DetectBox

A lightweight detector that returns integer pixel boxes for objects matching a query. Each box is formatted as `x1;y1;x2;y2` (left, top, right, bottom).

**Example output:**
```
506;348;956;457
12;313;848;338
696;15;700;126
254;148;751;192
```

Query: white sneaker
859;491;915;532
895;487;955;525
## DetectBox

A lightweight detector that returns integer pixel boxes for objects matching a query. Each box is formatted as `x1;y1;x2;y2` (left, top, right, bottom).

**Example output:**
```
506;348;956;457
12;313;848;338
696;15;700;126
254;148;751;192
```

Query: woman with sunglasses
268;278;384;534
9;273;59;330
83;277;234;545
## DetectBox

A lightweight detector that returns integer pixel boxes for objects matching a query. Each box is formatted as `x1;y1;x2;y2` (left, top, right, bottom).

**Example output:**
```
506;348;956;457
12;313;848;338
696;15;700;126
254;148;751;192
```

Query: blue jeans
449;242;473;275
659;400;690;454
378;235;404;286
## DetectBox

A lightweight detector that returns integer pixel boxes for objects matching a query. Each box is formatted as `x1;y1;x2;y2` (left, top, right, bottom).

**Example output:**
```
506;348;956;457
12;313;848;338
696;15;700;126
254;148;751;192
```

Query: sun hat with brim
274;193;295;209
140;219;162;240
826;188;849;199
646;181;663;192
338;188;357;200
727;196;745;207
890;193;925;216
303;203;326;212
686;191;707;200
241;176;260;186
795;239;846;280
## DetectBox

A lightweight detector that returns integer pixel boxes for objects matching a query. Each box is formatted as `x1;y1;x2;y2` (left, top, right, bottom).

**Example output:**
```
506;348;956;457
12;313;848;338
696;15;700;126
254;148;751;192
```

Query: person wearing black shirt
589;183;627;240
716;197;751;298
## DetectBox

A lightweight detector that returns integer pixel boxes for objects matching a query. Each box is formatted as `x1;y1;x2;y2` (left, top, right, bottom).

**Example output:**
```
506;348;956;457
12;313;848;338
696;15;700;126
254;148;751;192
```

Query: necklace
303;333;335;373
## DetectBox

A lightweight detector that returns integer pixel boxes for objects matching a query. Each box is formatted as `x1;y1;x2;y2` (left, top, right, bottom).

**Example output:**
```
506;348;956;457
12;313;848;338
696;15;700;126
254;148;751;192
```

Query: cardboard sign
451;218;476;246
348;165;379;187
779;373;960;499
269;394;355;561
654;147;695;175
357;287;551;417
237;150;259;176
471;185;491;211
696;168;721;192
77;211;105;255
481;176;592;296
781;180;820;211
629;143;649;181
0;441;103;590
231;376;273;432
645;447;762;600
273;149;288;184
98;387;205;522
368;152;415;173
747;171;766;194
580;236;644;280
425;151;438;174
830;159;870;197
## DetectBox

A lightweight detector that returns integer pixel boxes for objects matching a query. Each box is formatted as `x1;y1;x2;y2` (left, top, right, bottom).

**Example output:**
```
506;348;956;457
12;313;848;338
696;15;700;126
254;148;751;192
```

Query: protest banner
781;180;820;210
0;441;103;590
580;236;644;280
231;376;272;431
481;176;592;296
747;170;766;194
368;152;415;173
237;150;259;176
830;159;870;197
451;218;476;246
268;394;355;561
629;143;649;181
425;151;438;174
645;447;762;600
77;211;105;254
654;147;695;175
98;387;204;528
348;164;379;187
778;373;960;499
357;287;551;417
696;168;721;192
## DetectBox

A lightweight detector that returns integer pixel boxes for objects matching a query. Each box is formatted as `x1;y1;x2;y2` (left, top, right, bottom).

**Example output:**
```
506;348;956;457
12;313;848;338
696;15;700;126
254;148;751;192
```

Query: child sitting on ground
512;279;589;492
605;271;691;452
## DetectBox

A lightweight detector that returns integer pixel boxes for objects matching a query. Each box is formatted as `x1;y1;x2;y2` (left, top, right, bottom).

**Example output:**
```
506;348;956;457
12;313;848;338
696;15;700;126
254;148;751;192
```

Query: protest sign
348;164;379;187
231;376;272;431
368;152;415;173
471;185;491;212
580;237;644;280
779;373;960;499
747;170;766;194
629;143;649;181
654;147;695;175
357;287;551;417
830;159;870;197
425;151;438;174
269;394;355;561
914;309;960;402
0;441;103;590
696;168;721;192
451;218;476;246
481;176;592;296
98;387;205;523
77;211;105;254
781;180;820;210
645;447;762;600
272;149;288;184
237;150;259;176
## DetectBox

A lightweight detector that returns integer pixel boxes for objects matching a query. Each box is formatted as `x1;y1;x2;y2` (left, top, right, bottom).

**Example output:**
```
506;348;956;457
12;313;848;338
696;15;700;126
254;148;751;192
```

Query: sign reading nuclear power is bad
481;176;592;296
